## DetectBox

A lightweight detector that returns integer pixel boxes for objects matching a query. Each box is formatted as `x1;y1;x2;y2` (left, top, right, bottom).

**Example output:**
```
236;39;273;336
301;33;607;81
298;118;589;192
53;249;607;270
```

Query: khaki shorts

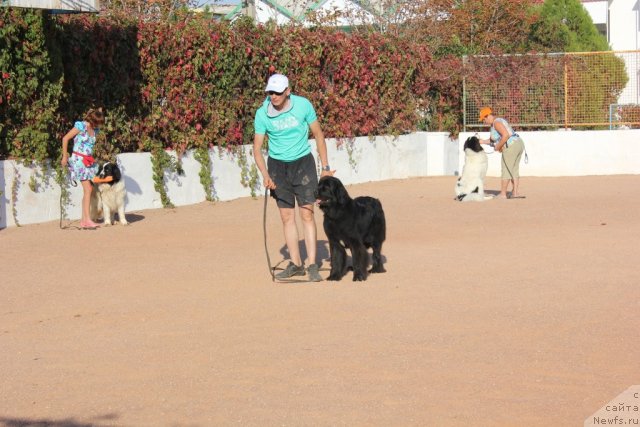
501;138;524;179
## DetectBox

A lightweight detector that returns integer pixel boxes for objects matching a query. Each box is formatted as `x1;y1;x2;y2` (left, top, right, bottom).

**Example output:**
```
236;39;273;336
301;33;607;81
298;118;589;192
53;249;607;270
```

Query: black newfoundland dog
315;176;386;281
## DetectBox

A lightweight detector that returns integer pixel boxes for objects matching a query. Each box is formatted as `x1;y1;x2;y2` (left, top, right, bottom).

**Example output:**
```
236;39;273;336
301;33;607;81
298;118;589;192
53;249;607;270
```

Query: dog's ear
112;164;122;182
335;181;350;205
472;137;482;152
464;136;482;153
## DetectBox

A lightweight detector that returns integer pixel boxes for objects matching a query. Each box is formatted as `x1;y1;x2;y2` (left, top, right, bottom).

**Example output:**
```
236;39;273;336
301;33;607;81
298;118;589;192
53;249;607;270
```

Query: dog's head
464;136;483;153
315;176;351;212
97;161;121;185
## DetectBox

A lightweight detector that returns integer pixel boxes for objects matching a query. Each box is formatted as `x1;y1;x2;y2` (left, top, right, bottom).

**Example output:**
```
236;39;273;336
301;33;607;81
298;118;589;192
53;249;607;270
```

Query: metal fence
463;50;640;131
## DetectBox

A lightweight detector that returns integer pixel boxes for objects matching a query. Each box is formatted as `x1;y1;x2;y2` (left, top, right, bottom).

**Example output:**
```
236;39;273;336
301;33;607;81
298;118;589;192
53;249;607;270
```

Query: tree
99;0;197;21
303;0;537;57
526;1;625;129
360;0;537;57
529;0;609;52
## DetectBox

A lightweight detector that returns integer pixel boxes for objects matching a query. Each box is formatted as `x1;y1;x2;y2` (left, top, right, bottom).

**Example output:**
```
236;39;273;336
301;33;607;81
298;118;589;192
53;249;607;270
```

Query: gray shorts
268;153;318;208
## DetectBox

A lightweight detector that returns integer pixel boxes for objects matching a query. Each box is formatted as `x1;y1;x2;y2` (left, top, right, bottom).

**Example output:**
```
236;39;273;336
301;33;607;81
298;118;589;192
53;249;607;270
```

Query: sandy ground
1;175;639;427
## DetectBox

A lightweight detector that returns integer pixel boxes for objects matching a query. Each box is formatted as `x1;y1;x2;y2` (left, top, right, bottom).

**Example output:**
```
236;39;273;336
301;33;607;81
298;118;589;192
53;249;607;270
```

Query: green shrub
1;11;454;161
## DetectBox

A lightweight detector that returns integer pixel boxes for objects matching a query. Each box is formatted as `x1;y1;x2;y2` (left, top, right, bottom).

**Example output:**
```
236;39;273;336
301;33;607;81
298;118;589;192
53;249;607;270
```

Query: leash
59;169;81;230
263;187;276;281
262;187;308;283
59;166;100;230
484;133;529;164
499;134;529;181
262;187;329;283
509;133;529;165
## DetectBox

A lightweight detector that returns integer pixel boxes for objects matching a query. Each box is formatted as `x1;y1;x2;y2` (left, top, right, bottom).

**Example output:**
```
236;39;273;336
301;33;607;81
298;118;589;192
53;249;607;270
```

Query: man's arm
253;133;276;189
309;120;334;177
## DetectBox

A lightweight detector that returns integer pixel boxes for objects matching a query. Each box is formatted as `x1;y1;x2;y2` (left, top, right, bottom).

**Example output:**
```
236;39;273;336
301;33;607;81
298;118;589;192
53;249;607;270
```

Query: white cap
265;74;288;93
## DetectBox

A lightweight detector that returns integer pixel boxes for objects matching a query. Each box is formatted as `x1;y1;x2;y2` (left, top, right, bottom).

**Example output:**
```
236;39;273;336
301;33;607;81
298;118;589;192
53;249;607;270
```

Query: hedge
0;9;462;164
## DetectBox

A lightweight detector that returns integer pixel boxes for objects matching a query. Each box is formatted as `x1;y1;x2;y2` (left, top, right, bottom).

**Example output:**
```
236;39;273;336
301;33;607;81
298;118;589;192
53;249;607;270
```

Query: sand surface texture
1;175;639;426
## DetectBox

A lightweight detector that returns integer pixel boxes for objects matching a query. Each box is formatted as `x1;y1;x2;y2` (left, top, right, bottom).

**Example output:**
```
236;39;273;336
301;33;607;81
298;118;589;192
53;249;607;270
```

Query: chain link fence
463;50;640;130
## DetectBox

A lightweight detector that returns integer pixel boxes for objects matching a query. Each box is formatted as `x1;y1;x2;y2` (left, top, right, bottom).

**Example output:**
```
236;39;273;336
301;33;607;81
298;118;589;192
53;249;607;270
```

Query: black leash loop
262;187;328;284
59;168;81;230
263;187;276;281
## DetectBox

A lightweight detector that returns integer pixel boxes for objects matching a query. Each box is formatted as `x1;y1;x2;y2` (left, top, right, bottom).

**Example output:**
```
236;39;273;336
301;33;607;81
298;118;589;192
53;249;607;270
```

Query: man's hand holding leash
262;175;277;190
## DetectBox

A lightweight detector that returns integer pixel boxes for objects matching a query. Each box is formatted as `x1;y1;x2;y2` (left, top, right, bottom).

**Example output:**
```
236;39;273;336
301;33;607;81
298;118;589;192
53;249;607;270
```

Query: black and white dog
91;161;128;225
455;136;491;202
315;176;386;281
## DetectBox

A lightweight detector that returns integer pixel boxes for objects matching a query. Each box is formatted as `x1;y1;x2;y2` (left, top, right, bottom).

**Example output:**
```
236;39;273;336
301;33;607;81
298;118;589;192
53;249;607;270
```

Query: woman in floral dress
61;108;105;229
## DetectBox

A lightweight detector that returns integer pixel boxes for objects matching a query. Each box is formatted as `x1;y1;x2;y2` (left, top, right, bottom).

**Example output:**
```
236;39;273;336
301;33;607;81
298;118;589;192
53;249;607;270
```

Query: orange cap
479;107;492;121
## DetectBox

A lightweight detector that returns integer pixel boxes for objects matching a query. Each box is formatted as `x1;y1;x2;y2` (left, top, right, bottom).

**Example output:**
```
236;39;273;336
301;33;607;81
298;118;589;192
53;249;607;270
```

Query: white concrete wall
3;129;638;228
0;132;456;228
459;129;640;177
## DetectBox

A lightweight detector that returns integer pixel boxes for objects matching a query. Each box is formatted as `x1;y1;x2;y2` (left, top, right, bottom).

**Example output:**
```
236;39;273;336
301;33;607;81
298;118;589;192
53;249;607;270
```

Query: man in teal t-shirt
253;74;333;282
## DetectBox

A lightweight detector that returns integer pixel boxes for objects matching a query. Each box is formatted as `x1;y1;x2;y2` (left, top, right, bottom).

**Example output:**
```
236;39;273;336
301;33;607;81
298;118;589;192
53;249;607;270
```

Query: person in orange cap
478;107;525;199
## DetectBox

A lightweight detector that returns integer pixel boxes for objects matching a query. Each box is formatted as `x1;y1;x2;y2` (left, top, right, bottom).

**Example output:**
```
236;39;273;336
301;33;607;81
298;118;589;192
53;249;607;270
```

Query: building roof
203;0;390;23
3;0;99;12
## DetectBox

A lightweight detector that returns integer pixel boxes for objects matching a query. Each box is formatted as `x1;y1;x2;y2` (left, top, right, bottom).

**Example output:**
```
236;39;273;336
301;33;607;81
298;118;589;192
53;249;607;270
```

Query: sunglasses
267;89;286;96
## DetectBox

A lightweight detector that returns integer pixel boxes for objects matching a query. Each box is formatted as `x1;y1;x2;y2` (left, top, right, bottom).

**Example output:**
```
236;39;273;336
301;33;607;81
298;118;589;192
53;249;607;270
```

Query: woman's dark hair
85;108;105;127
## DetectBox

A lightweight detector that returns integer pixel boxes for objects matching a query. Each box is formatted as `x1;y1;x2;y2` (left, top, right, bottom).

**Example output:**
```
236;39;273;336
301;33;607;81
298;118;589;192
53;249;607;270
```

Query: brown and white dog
90;161;128;225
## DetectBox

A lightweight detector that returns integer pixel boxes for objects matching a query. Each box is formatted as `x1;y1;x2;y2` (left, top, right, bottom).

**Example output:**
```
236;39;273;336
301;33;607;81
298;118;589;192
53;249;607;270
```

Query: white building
204;0;386;26
1;0;100;12
580;0;639;51
583;0;640;106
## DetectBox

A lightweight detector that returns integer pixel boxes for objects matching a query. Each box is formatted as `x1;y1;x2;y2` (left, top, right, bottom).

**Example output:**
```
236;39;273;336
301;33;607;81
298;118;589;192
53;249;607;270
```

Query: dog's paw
352;272;366;281
327;274;342;281
369;266;386;274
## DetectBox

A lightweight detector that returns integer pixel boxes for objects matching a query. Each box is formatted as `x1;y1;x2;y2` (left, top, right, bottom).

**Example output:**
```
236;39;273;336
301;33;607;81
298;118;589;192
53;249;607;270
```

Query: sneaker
275;262;305;279
307;263;323;282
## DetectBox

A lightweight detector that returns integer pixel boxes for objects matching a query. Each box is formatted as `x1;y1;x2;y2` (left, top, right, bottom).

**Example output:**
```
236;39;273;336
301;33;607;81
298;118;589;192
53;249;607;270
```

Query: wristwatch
322;165;331;171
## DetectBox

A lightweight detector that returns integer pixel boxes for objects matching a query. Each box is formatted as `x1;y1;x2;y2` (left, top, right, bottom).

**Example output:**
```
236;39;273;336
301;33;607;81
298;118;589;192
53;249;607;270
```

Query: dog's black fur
315;176;386;281
464;135;483;153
